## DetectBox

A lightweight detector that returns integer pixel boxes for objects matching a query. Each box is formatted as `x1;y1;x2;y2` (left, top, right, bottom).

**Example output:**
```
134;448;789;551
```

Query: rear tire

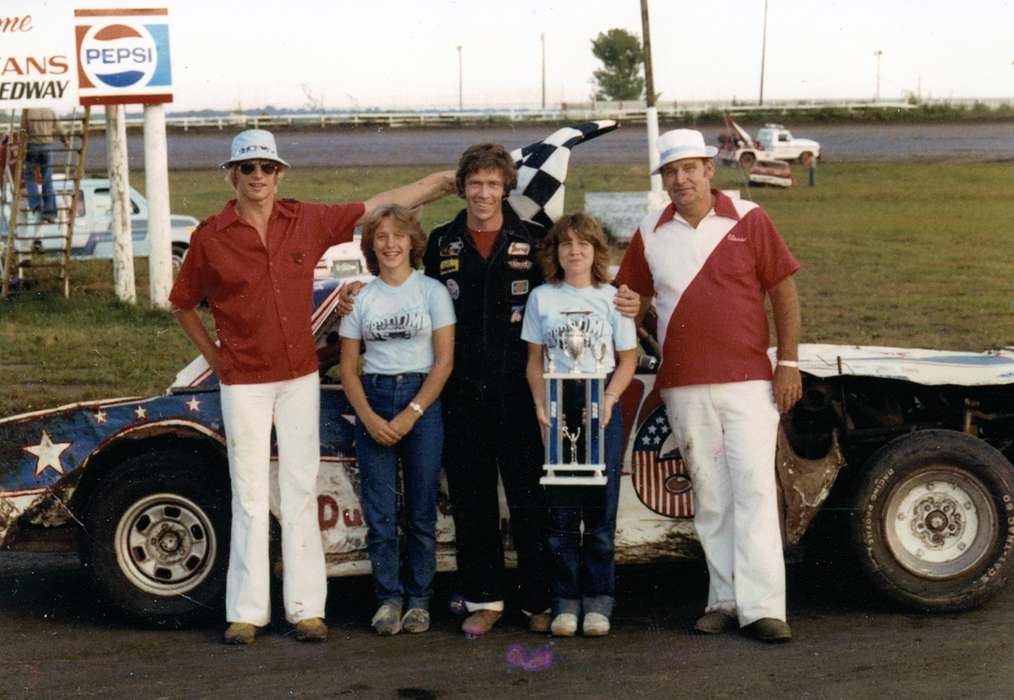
851;430;1014;612
798;151;814;167
171;244;188;278
83;451;229;627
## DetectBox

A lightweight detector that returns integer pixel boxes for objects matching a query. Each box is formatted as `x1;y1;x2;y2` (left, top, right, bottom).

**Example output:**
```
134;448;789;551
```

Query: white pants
220;371;326;626
661;380;785;625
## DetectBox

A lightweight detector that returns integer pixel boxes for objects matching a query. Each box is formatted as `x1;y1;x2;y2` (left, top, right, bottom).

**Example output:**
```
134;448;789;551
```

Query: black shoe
744;617;792;643
693;610;738;634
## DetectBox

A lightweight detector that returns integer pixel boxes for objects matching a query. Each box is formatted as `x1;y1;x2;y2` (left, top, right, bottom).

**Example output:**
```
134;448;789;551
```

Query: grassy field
2;161;1013;416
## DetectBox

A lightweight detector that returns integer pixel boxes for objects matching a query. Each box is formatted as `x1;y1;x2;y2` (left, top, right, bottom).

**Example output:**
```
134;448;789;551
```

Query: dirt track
81;122;1014;171
1;551;1011;698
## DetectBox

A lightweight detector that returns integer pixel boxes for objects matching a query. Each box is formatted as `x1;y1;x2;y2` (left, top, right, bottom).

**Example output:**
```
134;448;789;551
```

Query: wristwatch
409;401;424;416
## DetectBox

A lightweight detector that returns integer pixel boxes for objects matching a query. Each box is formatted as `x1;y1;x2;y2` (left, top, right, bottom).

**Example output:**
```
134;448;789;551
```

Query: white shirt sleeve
338;291;364;339
428;279;456;330
521;287;544;345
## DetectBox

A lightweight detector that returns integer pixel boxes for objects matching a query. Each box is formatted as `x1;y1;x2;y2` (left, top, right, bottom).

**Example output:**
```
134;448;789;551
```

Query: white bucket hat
652;129;718;174
219;129;290;169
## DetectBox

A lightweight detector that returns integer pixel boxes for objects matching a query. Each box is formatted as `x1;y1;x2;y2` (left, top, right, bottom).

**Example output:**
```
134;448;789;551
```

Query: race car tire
851;429;1014;612
83;452;230;627
738;151;756;168
798;151;814;167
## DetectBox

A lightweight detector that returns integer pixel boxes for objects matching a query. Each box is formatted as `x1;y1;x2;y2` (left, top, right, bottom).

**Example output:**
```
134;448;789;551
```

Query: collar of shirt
210;198;298;232
653;189;741;232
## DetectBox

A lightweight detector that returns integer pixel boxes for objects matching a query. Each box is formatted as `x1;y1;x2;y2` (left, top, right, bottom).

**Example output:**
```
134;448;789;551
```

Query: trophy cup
541;310;608;486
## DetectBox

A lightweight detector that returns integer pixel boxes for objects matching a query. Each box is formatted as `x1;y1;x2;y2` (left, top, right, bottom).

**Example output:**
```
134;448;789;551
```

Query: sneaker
744;617;792;643
372;603;402;636
401;608;430;634
694;610;738;634
582;612;611;637
461;609;502;636
294;618;328;643
550;613;578;637
223;622;256;645
528;612;552;634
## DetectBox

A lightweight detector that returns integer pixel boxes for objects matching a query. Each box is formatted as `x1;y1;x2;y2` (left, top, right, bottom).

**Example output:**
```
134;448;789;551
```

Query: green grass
3;161;1012;417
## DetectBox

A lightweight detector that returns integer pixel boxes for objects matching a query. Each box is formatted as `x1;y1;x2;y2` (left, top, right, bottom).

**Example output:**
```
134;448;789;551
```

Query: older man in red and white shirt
614;129;802;643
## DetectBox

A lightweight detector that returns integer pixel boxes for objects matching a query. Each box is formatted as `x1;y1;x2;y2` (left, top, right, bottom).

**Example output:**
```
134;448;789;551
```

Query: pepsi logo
664;473;692;495
80;23;157;89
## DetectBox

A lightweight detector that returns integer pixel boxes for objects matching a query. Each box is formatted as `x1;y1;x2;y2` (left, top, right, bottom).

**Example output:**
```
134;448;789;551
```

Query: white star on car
94;410;108;424
23;430;72;478
134;406;148;420
186;396;201;412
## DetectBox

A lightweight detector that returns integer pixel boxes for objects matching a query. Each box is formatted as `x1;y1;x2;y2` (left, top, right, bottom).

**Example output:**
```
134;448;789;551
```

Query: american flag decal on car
631;407;694;518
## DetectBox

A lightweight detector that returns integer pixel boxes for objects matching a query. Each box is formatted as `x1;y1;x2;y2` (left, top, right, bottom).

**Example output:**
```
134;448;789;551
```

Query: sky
22;0;1014;112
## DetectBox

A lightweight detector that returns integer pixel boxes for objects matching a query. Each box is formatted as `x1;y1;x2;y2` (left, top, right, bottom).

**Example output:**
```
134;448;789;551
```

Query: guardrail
2;97;1008;134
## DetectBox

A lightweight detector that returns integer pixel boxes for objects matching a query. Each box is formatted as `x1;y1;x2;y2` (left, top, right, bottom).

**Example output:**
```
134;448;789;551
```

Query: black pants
442;376;549;613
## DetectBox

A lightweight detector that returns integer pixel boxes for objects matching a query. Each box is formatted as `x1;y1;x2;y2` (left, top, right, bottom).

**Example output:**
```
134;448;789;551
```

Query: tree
590;28;645;101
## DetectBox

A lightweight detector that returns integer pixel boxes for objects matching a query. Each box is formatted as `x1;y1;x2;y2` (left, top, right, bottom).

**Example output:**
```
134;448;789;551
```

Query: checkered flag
507;120;618;231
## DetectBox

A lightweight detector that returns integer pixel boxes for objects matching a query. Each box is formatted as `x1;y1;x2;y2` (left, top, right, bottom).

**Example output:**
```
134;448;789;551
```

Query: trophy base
540;464;607;487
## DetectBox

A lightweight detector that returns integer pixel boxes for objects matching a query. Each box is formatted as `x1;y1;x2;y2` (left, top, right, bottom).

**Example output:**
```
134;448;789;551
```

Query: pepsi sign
75;8;173;105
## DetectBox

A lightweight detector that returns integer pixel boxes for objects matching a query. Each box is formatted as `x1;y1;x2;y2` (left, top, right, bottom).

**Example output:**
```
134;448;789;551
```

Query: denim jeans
24;143;57;215
354;373;443;611
546;381;624;618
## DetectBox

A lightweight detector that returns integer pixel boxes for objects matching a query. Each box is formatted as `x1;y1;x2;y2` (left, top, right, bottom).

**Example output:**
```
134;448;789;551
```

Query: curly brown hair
537;213;611;286
454;143;517;197
360;204;427;275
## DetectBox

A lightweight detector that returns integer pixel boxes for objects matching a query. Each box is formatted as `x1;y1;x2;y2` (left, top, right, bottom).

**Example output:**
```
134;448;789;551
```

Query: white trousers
661;380;785;625
220;371;326;625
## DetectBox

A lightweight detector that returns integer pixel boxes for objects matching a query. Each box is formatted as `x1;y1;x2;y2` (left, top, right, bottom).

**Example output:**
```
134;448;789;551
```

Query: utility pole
457;45;463;111
759;0;769;105
874;49;883;101
640;0;664;206
541;33;546;110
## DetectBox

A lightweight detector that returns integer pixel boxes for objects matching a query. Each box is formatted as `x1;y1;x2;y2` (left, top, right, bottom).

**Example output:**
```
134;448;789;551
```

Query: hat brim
652;146;718;174
219;155;291;169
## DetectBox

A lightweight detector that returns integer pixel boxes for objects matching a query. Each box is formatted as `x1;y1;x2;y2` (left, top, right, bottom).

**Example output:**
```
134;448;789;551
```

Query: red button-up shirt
169;198;364;384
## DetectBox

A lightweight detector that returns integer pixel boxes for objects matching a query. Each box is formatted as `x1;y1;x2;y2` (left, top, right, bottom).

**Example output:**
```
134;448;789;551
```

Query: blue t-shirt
521;282;637;374
339;270;456;375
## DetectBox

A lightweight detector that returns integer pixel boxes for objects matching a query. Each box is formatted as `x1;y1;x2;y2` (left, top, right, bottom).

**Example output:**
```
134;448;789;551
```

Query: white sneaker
550;613;578;637
583;612;611;637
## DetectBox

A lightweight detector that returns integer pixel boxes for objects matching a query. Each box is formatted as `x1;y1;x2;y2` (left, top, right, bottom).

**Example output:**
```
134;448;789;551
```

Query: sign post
75;7;174;307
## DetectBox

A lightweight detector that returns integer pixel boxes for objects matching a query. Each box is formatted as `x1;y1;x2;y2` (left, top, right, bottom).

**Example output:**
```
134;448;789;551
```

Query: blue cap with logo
219;129;290;169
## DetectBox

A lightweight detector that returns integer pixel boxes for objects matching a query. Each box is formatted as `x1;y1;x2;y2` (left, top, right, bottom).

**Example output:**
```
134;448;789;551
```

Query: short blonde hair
360;204;427;275
537;212;611;286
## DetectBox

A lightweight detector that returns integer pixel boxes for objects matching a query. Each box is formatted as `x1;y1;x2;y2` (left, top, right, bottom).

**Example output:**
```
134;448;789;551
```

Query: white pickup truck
717;117;821;167
3;178;200;272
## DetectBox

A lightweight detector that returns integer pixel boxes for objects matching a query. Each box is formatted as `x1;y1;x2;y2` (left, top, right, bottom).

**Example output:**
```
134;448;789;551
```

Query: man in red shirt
614;129;802;643
169;129;453;645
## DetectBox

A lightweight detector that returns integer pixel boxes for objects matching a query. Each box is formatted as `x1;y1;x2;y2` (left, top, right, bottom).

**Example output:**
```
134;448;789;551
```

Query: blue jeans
546;383;624;618
24;143;57;215
354;373;443;611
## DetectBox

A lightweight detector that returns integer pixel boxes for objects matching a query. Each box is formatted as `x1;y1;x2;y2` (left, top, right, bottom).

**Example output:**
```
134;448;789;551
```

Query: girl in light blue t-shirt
339;205;455;636
522;212;638;638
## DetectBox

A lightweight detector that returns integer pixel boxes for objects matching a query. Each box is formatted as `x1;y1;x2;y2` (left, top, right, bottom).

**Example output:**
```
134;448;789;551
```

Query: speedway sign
75;7;173;105
0;9;75;109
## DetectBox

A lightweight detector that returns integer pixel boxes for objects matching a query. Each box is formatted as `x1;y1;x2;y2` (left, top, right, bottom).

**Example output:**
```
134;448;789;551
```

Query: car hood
780;344;1014;386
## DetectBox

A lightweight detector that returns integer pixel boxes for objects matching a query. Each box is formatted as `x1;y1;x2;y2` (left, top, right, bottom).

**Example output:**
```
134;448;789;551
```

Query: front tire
851;430;1014;612
83;452;229;627
171;244;188;278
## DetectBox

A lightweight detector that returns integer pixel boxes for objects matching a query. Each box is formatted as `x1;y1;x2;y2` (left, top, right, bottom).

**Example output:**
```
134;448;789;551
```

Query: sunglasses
237;161;280;176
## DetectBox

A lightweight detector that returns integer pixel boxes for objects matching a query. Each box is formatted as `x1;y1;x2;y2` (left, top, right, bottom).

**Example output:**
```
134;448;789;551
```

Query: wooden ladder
1;107;91;298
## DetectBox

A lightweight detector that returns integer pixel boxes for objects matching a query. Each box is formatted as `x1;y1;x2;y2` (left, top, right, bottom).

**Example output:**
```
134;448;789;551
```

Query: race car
2;278;1012;626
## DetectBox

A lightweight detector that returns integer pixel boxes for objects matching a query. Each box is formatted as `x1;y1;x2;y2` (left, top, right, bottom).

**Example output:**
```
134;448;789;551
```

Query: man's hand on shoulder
337;280;365;316
613;284;641;319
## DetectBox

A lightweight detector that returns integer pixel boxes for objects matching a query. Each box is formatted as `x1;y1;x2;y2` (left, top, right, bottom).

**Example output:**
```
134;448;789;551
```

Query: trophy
541;310;608;486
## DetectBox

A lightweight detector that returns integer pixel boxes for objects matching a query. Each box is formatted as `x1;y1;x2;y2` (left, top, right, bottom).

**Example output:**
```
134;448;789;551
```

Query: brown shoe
528;612;552;634
461;609;502;636
294;617;329;643
744;617;792;643
694;610;738;634
223;622;257;645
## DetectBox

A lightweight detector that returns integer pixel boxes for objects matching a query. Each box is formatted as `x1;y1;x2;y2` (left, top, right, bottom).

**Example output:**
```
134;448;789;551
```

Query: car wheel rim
883;466;996;579
114;492;218;596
